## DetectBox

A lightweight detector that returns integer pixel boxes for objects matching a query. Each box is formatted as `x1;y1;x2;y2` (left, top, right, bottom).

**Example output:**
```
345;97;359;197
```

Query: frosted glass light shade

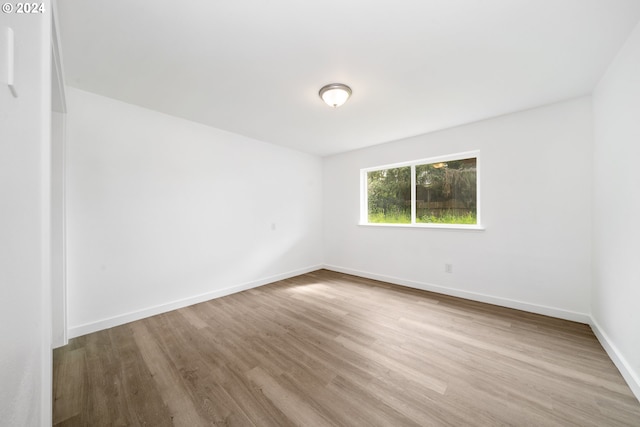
319;83;352;108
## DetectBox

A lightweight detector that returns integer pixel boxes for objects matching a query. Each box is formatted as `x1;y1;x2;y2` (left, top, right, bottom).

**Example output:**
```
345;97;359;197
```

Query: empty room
2;0;640;425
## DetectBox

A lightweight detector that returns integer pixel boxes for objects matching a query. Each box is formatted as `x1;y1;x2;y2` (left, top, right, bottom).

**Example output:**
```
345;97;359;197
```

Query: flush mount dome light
319;83;352;108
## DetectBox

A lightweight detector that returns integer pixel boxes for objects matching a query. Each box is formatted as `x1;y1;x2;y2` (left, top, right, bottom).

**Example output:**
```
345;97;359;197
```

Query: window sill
358;223;485;231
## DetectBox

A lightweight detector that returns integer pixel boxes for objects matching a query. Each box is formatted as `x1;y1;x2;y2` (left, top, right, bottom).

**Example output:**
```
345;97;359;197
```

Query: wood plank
52;348;85;424
130;321;209;426
246;367;334;426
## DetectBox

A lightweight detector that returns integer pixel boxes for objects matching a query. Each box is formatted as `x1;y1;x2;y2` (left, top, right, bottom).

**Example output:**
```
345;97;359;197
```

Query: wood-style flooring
53;270;640;426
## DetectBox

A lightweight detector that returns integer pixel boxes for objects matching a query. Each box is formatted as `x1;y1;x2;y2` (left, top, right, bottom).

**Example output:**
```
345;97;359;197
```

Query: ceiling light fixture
319;83;352;108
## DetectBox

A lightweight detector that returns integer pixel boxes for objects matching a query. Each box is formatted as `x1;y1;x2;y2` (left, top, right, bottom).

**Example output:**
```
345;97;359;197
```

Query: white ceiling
56;0;640;157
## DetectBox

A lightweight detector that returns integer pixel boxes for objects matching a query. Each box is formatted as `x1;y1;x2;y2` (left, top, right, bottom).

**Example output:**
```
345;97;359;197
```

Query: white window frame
360;150;484;230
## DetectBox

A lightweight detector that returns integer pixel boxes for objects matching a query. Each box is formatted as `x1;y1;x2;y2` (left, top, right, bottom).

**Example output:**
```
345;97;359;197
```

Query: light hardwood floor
53;270;640;426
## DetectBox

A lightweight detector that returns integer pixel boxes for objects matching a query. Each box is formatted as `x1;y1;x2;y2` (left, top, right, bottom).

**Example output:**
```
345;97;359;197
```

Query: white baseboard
68;264;323;339
322;264;591;324
590;317;640;402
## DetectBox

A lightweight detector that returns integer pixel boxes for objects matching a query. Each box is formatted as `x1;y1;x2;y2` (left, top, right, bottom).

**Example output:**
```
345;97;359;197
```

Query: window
361;151;481;228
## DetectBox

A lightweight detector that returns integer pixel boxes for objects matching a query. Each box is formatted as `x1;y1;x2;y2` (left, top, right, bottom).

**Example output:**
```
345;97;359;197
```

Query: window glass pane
415;158;477;224
367;166;411;224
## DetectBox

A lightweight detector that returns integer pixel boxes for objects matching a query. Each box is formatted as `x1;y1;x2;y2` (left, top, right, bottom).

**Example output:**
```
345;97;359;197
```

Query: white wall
66;88;323;336
324;97;593;321
592;20;640;399
0;7;52;427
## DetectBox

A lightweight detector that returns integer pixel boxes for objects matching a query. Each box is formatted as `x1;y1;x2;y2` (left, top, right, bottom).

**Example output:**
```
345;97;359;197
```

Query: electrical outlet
445;263;453;273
